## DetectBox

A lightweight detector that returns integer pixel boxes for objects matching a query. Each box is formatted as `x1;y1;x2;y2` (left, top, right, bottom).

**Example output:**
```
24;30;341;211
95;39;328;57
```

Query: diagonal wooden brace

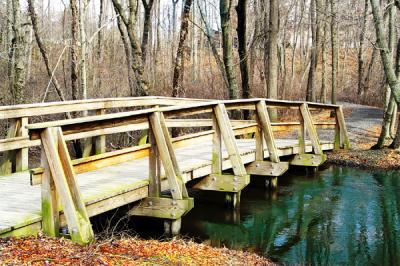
247;101;290;178
195;104;249;197
291;103;326;167
213;104;248;177
40;127;94;245
130;111;192;221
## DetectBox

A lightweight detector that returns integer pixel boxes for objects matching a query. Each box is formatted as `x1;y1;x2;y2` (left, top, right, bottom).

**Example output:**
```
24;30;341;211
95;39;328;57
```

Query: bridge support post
245;101;288;189
194;104;249;209
40;127;94;245
334;106;350;150
129;111;193;235
291;103;327;167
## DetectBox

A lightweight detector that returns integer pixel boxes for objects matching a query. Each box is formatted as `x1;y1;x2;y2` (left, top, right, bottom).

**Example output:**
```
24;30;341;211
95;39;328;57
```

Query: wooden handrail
0;96;208;120
0;98;347;176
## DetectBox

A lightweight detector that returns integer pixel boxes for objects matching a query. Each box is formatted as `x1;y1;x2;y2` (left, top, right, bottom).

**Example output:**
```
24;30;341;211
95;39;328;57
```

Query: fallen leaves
0;235;274;266
327;148;400;170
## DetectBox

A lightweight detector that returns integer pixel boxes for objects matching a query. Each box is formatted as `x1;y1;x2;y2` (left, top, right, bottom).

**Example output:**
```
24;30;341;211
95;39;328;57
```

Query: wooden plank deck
0;138;333;237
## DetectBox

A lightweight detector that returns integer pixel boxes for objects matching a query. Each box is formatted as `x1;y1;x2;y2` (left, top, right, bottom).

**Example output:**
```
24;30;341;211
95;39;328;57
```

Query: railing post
16;117;29;172
246;101;289;189
148;123;161;197
129;111;193;235
335;106;350;149
194;103;250;208
0;119;18;175
298;110;306;154
290;103;327;167
40;127;94;245
211;114;222;175
94;109;106;154
41;146;59;237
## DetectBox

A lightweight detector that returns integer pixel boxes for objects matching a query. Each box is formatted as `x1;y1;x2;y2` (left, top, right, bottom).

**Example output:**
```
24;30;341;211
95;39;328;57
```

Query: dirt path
327;102;400;170
339;102;383;149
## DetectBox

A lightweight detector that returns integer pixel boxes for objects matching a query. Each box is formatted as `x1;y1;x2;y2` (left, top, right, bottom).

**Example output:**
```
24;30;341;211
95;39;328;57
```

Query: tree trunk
9;0;26;104
331;0;338;104
306;0;320;102
27;0;67;102
116;15;136;96
172;0;193;97
267;0;279;120
236;0;250;103
370;0;400;149
220;0;238;99
112;0;149;96
374;1;397;148
198;1;229;89
357;0;368;97
79;0;89;100
70;0;79;101
389;38;400;148
363;46;378;95
95;0;105;93
320;3;328;104
141;0;154;65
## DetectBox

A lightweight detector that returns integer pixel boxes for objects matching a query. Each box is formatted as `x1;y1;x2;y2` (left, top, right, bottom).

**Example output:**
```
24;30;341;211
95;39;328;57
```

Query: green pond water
179;166;400;265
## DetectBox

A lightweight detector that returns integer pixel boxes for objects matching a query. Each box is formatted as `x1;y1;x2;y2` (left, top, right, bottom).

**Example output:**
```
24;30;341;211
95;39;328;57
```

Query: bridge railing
22;97;349;244
0;97;349;176
0;96;207;175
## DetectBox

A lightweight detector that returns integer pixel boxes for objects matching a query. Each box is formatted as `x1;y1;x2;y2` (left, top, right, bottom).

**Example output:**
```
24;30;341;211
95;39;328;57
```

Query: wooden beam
256;101;280;163
299;103;323;155
159;113;189;198
128;197;194;220
246;161;289;176
335;106;350;149
41;147;59;237
193;174;250;192
212;115;222;175
0;96;171;120
94;109;106;154
15;117;29;171
149;112;183;200
0;119;19;175
148;124;161;197
40;127;94;245
213;104;247;177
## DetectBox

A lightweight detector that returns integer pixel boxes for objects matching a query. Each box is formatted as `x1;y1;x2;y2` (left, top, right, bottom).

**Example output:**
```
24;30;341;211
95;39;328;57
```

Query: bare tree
220;0;238;99
306;0;321;102
331;0;338;104
370;0;400;149
236;0;250;108
8;0;26;104
267;0;279;120
172;0;193;97
112;0;149;96
141;0;154;64
70;0;79;101
198;1;229;89
27;0;66;102
357;0;368;97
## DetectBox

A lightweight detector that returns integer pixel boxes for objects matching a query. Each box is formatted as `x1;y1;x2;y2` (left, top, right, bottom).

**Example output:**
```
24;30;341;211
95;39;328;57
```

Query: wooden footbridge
0;96;349;244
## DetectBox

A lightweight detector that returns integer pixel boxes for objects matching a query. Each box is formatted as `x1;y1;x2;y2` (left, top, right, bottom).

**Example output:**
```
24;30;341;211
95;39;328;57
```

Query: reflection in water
181;166;400;265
